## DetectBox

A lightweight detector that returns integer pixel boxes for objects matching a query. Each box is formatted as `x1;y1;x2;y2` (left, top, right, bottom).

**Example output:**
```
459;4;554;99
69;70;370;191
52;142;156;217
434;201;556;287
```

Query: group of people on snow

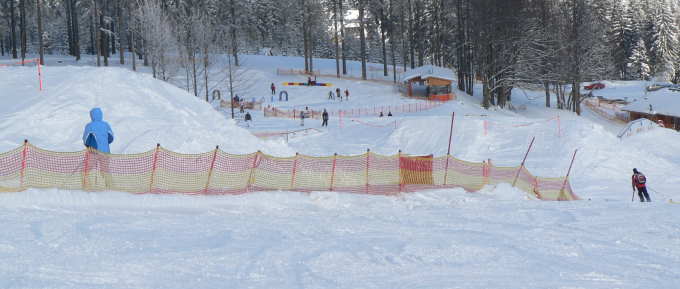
328;88;350;101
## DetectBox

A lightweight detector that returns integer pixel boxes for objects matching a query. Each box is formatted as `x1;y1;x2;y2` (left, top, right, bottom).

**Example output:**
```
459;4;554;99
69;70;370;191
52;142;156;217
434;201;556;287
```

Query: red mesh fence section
0;143;580;201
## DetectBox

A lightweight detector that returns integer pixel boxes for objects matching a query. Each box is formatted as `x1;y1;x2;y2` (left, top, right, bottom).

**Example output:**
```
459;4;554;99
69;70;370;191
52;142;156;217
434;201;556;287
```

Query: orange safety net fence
0;142;579;201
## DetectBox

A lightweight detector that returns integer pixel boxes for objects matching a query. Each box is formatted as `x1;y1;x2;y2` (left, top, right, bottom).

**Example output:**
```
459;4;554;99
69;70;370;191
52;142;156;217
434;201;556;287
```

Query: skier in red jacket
632;168;651;202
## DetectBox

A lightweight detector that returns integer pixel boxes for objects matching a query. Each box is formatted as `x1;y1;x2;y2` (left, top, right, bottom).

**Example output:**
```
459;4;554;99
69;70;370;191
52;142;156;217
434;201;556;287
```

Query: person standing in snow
82;107;114;153
244;112;252;127
300;110;305;126
328;90;334;100
632;168;651;202
344;88;349;100
271;83;276;95
336;88;341;101
322;109;329;127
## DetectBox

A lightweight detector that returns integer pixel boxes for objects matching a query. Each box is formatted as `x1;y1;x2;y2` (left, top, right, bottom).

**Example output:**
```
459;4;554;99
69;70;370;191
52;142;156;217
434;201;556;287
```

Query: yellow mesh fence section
294;155;334;192
87;149;155;193
368;153;400;194
208;151;256;194
444;157;486;191
0;143;580;200
251;153;297;191
0;145;25;192
24;145;86;191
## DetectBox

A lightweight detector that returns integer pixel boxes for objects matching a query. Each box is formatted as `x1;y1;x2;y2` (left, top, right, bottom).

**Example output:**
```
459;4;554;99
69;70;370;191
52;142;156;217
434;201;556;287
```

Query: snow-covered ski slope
1;54;679;288
0;64;291;155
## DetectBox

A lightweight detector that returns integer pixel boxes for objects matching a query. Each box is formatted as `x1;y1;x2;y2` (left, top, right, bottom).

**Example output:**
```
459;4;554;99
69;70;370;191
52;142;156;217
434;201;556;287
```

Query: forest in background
1;0;678;113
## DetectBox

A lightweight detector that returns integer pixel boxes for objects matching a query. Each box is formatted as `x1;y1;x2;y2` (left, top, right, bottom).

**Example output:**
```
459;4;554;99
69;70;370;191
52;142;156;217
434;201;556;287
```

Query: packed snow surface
1;55;679;288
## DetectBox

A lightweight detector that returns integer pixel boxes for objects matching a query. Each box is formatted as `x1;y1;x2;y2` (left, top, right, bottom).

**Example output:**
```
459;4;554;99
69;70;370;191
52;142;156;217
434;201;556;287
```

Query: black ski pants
637;186;651;202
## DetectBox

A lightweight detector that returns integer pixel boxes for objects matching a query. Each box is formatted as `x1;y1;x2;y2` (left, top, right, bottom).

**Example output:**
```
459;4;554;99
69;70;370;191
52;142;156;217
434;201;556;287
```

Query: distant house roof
621;90;680;118
401;65;456;83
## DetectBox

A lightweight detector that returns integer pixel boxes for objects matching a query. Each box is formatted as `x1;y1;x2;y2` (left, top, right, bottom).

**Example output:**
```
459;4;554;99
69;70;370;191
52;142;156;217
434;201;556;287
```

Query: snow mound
0;66;293;155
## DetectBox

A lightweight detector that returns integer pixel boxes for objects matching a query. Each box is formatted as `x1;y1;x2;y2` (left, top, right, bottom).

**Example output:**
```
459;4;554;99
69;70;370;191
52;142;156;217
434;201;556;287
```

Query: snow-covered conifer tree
629;37;651;80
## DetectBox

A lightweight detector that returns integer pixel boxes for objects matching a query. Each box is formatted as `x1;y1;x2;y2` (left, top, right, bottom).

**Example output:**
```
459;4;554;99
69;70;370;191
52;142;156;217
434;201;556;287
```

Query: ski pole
632;188;636;202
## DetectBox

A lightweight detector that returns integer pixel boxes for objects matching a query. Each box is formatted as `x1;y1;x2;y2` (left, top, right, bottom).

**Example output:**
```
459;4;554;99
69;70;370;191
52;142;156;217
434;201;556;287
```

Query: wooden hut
400;65;456;101
621;91;680;130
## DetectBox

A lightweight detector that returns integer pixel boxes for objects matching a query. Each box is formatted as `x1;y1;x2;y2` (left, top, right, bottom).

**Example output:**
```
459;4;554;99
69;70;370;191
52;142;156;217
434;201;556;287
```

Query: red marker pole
444;112;455;185
559;149;578;199
37;58;43;91
447;111;455;155
512;136;535;187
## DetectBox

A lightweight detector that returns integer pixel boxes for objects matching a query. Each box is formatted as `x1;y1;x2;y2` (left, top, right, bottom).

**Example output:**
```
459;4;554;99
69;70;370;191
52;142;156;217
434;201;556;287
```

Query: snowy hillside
1;54;679;288
0;64;292;155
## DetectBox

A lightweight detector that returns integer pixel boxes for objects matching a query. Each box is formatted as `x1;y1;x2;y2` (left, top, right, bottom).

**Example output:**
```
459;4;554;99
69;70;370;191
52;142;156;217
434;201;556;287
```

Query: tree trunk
302;0;308;73
389;0;397;83
573;81;581;115
129;0;135;70
0;31;4;56
456;0;464;91
415;1;424;67
400;2;407;71
338;0;346;75
308;2;313;74
380;18;387;77
36;0;44;65
229;0;238;66
131;30;136;71
65;0;74;56
72;0;81;60
118;0;124;64
204;46;209;102
358;0;367;80
99;2;109;66
93;0;101;66
110;1;115;56
9;0;17;59
482;76;491;109
407;0;414;69
334;0;340;77
544;81;550;107
142;36;148;66
20;0;26;62
191;48;197;96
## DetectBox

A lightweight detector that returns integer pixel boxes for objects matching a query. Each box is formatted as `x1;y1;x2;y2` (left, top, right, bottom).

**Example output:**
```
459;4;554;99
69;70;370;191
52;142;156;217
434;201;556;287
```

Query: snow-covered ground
1;54;679;288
